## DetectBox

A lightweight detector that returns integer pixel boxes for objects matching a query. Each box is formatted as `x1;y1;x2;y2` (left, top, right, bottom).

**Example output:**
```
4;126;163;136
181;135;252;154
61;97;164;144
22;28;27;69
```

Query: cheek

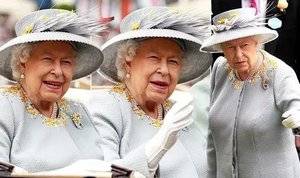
63;67;74;81
169;68;181;85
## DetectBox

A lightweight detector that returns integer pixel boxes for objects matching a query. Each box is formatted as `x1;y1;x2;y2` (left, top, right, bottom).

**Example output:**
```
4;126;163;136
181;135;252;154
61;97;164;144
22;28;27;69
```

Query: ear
124;56;132;74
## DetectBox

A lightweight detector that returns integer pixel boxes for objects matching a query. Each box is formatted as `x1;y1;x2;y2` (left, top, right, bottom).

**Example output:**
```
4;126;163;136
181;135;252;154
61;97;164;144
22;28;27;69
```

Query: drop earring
20;74;25;79
126;73;130;79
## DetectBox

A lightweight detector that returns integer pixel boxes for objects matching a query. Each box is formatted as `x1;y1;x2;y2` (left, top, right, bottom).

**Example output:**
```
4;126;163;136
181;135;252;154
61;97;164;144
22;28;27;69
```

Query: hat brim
0;32;103;81
200;26;278;53
100;29;212;84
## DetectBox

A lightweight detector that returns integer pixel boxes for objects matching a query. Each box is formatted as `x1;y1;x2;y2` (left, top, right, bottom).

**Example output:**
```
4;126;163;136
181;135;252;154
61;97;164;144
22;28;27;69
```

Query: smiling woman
0;8;113;175
11;41;76;117
87;6;212;178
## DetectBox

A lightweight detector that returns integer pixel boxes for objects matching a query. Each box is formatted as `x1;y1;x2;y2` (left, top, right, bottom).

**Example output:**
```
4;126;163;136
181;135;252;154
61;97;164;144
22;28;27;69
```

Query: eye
61;60;73;65
168;58;180;65
148;55;159;59
42;57;53;62
241;43;249;48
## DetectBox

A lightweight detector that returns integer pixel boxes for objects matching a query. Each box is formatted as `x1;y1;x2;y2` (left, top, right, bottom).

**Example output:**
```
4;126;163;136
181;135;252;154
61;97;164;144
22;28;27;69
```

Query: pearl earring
126;73;130;79
20;74;25;79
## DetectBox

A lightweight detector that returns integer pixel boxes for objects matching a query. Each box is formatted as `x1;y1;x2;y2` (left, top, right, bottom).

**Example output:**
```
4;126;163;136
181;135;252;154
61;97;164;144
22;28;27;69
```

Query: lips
234;61;247;66
43;81;63;90
150;80;169;92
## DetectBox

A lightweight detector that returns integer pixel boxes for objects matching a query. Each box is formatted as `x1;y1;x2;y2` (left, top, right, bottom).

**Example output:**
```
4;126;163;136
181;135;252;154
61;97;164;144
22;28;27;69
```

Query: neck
34;101;54;117
20;83;55;117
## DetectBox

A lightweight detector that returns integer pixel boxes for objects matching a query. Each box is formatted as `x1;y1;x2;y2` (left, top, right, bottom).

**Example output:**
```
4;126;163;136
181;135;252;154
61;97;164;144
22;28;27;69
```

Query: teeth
45;81;61;86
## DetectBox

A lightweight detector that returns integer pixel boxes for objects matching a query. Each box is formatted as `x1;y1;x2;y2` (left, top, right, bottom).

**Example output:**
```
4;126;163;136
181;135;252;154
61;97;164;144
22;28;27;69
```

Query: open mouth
43;81;63;90
150;81;169;90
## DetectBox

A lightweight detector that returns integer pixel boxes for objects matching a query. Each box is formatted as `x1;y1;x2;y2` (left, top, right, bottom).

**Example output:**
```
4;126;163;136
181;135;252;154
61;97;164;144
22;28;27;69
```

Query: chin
148;93;168;104
41;93;63;103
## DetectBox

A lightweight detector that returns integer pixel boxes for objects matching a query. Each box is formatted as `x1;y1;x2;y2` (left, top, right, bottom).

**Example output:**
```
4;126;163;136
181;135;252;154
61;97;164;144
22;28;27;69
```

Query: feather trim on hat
212;14;267;33
17;9;113;37
121;7;211;40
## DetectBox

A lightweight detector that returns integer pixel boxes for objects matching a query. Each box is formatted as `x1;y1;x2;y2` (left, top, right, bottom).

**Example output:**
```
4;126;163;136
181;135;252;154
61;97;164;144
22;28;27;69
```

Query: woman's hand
145;92;194;169
282;112;300;129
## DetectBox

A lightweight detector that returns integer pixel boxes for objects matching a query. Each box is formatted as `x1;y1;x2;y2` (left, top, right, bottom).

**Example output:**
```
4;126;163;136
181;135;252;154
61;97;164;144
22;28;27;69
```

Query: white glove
145;92;194;170
282;111;300;129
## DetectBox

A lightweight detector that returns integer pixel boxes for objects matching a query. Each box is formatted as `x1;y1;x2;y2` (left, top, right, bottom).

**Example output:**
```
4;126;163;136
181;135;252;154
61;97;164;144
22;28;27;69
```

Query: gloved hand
145;92;194;170
282;111;300;129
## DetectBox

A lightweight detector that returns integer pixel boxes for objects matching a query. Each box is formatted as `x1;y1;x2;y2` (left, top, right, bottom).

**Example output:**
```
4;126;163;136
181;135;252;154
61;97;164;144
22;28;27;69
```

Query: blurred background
0;0;211;89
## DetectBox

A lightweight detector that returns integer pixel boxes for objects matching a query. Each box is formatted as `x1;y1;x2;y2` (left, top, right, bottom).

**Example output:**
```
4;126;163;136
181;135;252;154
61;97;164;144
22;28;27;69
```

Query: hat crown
212;8;256;26
119;6;211;40
120;6;170;33
15;9;75;36
14;9;108;38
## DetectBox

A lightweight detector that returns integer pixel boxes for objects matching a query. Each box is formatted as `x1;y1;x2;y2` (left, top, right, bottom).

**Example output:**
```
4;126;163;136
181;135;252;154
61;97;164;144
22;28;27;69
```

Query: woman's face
125;38;183;104
221;36;258;74
21;41;76;104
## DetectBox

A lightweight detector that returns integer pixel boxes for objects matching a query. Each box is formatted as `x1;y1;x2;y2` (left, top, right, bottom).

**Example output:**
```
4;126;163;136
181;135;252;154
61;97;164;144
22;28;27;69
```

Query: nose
51;61;63;77
157;60;169;76
234;47;243;61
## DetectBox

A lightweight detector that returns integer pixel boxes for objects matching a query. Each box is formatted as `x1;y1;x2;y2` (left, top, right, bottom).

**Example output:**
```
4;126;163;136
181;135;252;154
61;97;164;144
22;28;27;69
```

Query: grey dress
0;85;103;172
88;85;208;178
208;50;300;178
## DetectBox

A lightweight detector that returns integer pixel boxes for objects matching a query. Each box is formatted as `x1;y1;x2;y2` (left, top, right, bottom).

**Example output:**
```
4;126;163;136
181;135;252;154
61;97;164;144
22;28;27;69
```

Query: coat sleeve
0;94;15;163
87;91;151;177
273;59;300;123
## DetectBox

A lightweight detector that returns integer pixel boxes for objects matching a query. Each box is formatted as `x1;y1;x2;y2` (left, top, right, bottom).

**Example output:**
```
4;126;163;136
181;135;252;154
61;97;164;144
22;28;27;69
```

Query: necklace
111;84;172;128
227;50;277;90
3;84;83;128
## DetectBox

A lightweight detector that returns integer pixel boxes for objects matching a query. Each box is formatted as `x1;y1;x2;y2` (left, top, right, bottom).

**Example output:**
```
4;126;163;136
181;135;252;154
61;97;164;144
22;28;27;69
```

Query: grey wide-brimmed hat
200;8;278;53
0;9;110;81
100;6;212;84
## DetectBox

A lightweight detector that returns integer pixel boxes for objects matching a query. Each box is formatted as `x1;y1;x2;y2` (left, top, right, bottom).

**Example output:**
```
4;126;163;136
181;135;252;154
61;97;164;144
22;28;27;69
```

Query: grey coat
88;89;208;178
208;50;300;178
0;86;103;172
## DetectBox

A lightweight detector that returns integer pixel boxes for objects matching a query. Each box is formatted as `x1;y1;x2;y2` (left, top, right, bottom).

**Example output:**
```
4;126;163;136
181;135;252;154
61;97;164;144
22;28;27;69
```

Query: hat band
212;16;266;33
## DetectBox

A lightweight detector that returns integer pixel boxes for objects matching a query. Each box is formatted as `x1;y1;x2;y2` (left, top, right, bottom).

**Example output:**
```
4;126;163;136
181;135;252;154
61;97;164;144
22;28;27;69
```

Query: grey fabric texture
0;88;104;172
87;90;208;178
207;50;300;178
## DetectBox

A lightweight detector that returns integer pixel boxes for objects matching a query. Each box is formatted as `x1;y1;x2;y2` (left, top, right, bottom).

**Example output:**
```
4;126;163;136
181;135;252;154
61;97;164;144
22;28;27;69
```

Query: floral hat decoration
0;9;112;81
99;6;213;84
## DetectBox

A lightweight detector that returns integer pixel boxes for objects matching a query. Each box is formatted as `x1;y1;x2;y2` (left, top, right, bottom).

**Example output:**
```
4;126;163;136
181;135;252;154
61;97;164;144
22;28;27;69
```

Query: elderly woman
88;6;212;178
0;9;111;174
200;8;300;177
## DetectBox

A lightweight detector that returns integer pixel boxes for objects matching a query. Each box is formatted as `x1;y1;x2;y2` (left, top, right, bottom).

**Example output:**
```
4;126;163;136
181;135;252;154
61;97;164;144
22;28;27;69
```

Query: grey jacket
208;50;300;178
0;86;103;172
88;89;208;178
